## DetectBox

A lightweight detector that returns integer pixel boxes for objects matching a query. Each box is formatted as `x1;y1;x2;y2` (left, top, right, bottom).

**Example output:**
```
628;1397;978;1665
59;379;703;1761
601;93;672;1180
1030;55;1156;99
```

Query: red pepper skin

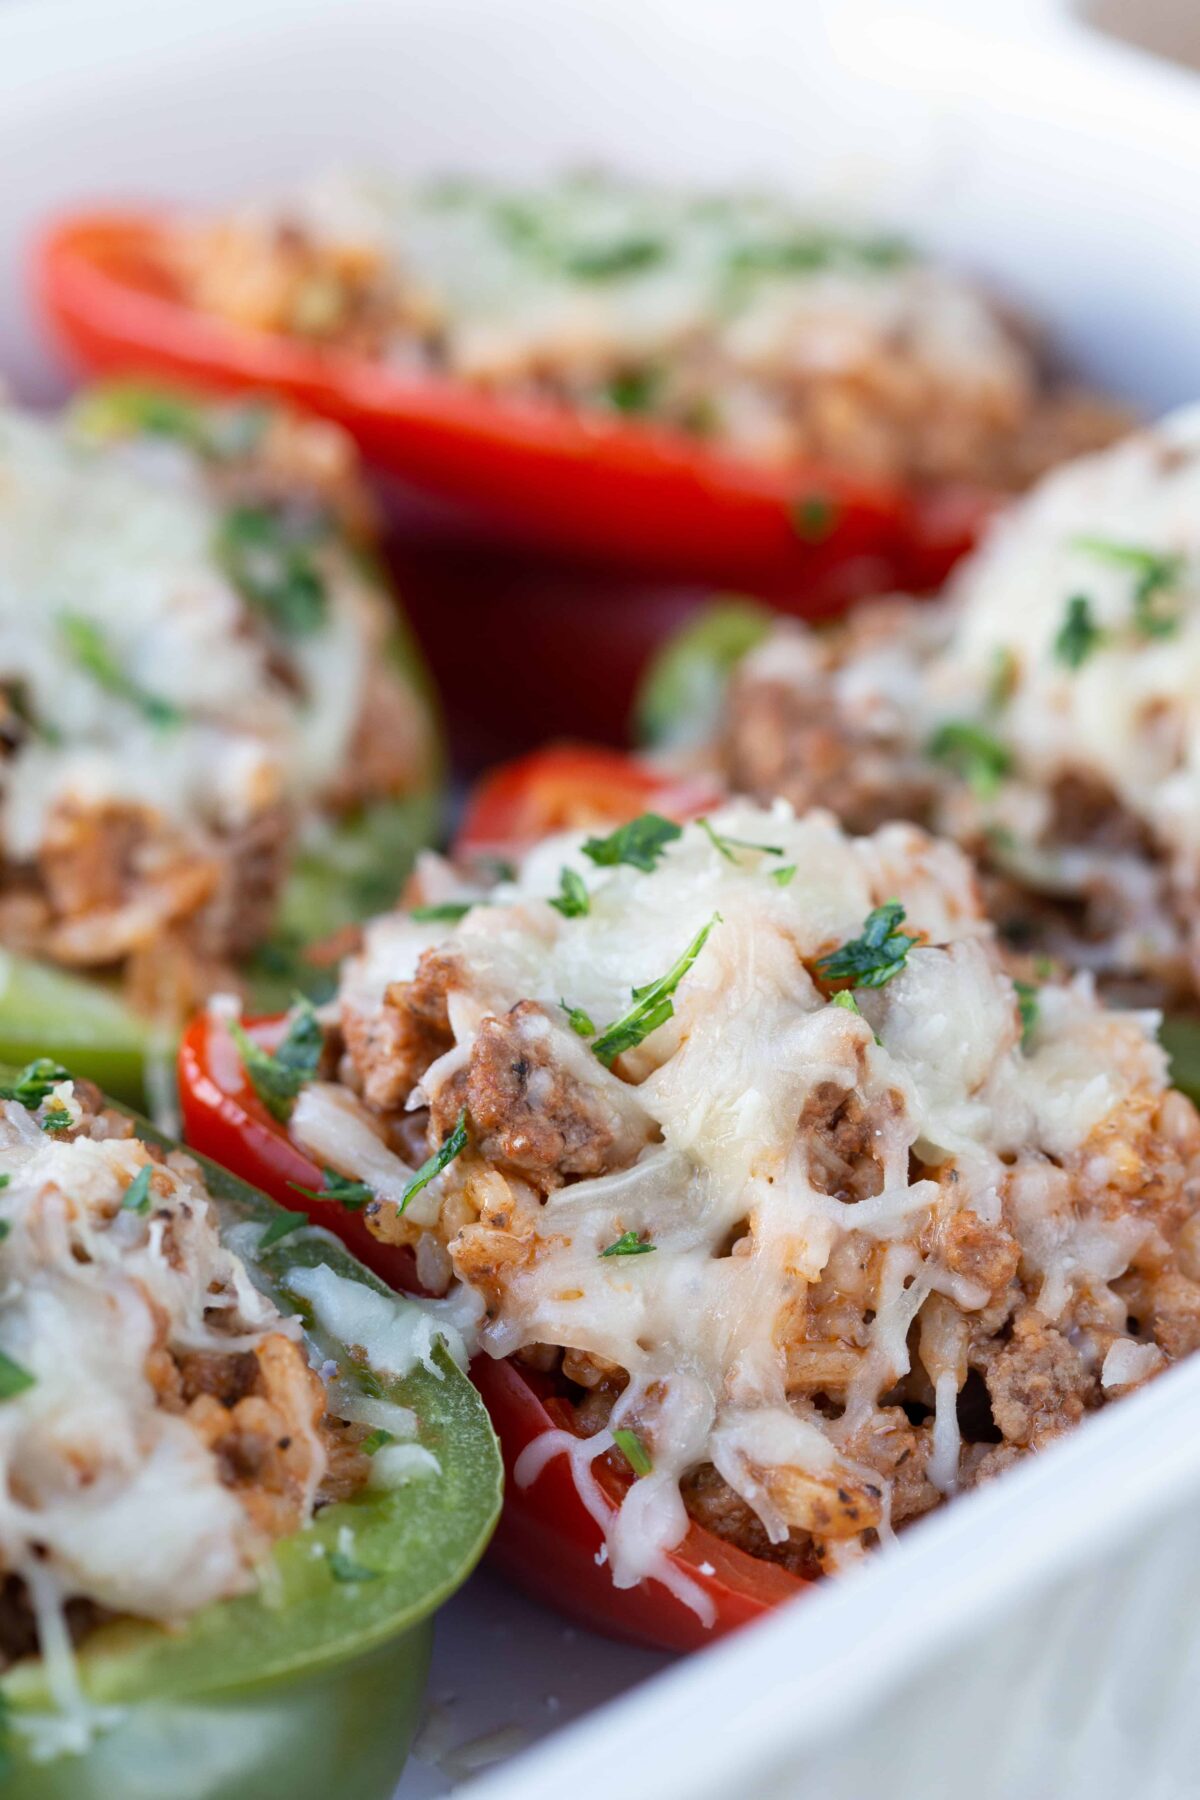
178;1007;808;1651
455;742;723;861
37;210;988;593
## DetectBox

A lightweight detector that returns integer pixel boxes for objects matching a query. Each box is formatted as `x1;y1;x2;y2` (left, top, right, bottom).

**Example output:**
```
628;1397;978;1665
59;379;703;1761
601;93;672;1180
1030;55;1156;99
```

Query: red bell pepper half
38;209;987;595
177;746;809;1649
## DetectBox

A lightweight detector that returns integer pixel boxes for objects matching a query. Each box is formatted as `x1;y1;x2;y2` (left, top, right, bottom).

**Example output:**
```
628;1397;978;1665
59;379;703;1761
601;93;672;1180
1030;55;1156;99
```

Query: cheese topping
0;404;376;862
731;408;1200;996
0;1100;316;1632
304;802;1191;1595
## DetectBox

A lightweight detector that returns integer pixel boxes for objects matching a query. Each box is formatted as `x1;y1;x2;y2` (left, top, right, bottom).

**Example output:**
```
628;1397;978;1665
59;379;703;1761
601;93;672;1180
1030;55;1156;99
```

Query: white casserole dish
1;1;1199;1794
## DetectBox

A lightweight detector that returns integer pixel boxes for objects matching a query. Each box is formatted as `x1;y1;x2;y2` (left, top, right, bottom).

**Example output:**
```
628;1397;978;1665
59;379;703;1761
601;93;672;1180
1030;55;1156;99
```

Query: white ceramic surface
1;3;1199;1795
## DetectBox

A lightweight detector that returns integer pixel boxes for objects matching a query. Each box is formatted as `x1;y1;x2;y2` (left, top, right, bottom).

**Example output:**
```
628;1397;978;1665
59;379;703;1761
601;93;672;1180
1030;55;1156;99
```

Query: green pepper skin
0;1105;502;1798
633;598;775;753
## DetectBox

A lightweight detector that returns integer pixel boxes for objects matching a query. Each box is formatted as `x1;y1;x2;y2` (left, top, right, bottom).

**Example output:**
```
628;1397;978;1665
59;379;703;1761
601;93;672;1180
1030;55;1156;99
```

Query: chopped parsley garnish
0;1175;9;1190
1014;979;1039;1051
771;864;797;888
73;384;271;461
39;1107;71;1135
59;614;182;729
258;1212;309;1250
229;999;323;1122
409;901;477;924
611;1427;653;1478
927;720;1013;799
1072;536;1185;639
0;1060;69;1110
287;1169;375;1211
399;1108;468;1215
791;493;838;543
816;900;917;992
549;867;590;918
328;1549;380;1583
697;816;785;863
582;813;682;873
726;231;911;276
217;504;329;636
600;1230;655;1258
361;1428;395;1456
605;368;662;415
830;990;865;1018
120;1165;155;1214
591;914;720;1068
560;236;666;280
1054;594;1104;669
0;1349;34;1401
561;1000;597;1038
0;1222;9;1243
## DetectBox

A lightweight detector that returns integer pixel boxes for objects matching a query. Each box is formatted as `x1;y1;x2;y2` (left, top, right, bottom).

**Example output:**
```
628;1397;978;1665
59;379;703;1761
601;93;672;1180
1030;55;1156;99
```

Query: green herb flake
0;1059;69;1110
229;998;323;1123
611;1426;653;1478
256;1212;309;1250
791;493;839;543
697;816;785;863
328;1549;380;1584
600;1230;655;1258
1072;536;1185;640
0;1222;9;1243
409;901;477;924
1054;594;1104;669
561;1000;597;1038
605;368;662;415
592;914;720;1068
0;1349;35;1401
561;236;666;280
927;720;1013;799
771;864;798;888
59;614;182;729
361;1428;395;1456
816;900;917;992
217;504;330;636
288;1169;375;1212
830;990;864;1017
120;1165;155;1214
1013;979;1039;1051
582;813;682;874
399;1107;468;1215
549;867;590;918
39;1106;71;1134
0;1175;9;1190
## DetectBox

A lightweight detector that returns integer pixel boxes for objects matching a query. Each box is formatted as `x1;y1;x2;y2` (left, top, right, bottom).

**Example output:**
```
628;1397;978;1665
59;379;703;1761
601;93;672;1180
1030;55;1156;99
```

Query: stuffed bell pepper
179;798;1200;1651
0;386;440;1103
40;173;1130;594
0;1057;500;1797
640;406;1200;1089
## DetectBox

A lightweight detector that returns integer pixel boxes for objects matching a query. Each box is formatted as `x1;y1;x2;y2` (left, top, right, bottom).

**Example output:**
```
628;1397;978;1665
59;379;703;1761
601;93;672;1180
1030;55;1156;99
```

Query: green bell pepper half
633;598;774;753
0;1096;502;1800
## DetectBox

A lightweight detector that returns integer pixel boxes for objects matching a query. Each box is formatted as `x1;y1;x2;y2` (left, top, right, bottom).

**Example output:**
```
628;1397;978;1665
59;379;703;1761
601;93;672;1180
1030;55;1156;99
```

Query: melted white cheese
323;802;1167;1587
0;405;371;861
